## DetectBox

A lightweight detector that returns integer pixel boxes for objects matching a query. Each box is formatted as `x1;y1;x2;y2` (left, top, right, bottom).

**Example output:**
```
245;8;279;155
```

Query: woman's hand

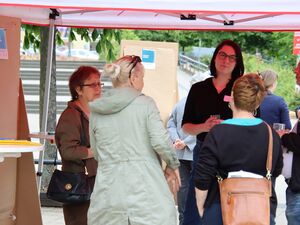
164;166;181;196
202;116;222;132
182;117;223;135
198;206;204;218
276;129;289;138
195;188;208;218
84;148;94;159
174;139;186;150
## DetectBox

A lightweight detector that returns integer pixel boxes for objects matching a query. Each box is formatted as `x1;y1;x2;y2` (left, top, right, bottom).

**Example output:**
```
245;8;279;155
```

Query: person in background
278;106;300;225
294;61;300;87
55;66;101;225
194;73;283;225
181;39;245;225
260;69;291;130
87;55;180;225
167;96;196;225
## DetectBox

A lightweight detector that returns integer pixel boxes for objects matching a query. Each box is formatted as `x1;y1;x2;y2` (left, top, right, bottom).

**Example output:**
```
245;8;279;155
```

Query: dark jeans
178;159;193;225
201;203;223;225
182;141;275;225
200;203;275;225
286;187;300;225
182;140;202;225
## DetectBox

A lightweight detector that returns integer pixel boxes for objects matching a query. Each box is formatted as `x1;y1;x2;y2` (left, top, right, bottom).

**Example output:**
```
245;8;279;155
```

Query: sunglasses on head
129;55;142;77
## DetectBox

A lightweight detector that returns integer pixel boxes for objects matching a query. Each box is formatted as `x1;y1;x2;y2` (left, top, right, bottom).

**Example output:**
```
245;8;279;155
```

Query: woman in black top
278;107;300;225
181;40;244;225
194;74;283;225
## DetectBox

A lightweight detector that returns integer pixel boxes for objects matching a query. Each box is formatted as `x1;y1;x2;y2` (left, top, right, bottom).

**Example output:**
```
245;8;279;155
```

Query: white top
0;144;44;162
0;144;44;153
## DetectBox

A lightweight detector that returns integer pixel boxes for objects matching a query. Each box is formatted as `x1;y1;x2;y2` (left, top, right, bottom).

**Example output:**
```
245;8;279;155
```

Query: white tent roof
1;0;300;31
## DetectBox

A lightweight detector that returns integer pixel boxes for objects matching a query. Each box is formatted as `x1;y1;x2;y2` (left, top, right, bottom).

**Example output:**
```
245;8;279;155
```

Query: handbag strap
54;146;58;166
265;122;273;180
79;111;89;167
80;111;88;147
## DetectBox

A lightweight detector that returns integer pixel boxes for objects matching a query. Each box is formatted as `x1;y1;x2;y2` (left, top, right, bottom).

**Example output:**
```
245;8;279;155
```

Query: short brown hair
69;66;101;100
233;73;265;113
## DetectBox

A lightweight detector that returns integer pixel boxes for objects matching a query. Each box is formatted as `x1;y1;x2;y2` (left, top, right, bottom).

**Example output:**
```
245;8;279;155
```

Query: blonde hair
103;55;142;87
259;70;278;91
233;73;266;113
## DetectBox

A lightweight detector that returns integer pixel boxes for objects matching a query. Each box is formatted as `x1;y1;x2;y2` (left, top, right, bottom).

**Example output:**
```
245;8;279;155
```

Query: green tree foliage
133;30;296;67
22;25;121;61
23;25;40;51
289;92;300;110
134;30;199;51
244;54;297;109
105;30;140;62
120;29;140;41
269;32;296;66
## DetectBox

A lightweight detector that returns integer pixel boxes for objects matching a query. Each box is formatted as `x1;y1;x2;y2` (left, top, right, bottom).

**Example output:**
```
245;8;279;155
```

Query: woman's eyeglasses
80;82;104;89
217;51;237;63
129;55;142;77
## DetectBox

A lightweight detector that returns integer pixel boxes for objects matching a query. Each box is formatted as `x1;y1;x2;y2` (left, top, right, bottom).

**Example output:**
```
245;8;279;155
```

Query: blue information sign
142;49;155;69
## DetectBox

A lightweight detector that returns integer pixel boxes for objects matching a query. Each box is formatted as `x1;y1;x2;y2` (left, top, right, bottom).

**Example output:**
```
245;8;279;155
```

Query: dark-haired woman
278;106;300;225
55;66;101;225
182;40;245;225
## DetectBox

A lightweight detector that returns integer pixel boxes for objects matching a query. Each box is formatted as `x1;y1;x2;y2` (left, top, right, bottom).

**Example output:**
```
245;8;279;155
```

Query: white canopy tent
0;0;300;31
1;0;300;190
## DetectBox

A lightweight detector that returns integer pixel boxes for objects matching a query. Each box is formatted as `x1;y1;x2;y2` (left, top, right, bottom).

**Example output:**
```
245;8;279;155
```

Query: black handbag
47;169;92;203
47;111;92;204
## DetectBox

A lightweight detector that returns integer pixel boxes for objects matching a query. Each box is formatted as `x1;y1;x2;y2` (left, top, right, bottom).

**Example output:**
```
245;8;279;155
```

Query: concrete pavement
41;207;64;225
41;201;287;225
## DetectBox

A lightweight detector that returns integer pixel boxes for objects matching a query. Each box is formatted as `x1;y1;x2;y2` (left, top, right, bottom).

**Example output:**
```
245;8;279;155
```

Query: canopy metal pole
36;10;57;193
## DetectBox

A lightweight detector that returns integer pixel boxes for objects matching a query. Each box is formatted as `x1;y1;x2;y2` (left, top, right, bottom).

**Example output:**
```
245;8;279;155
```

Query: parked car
56;48;99;60
20;47;39;56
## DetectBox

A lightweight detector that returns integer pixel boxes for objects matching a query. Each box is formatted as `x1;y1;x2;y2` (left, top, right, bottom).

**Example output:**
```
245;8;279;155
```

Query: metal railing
21;57;208;114
20;60;110;114
179;53;208;74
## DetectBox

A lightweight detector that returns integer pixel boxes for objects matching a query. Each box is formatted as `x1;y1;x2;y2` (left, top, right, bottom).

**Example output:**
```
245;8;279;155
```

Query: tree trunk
39;26;57;193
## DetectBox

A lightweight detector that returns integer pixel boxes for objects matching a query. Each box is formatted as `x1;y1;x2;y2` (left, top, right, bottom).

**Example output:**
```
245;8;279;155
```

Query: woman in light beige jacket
88;55;180;225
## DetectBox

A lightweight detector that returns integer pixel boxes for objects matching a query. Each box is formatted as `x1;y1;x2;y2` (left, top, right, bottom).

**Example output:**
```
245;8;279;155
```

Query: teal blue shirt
222;118;263;126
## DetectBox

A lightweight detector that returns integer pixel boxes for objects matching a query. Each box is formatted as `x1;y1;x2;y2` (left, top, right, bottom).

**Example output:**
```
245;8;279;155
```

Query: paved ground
41;165;289;225
42;207;64;225
42;201;287;225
